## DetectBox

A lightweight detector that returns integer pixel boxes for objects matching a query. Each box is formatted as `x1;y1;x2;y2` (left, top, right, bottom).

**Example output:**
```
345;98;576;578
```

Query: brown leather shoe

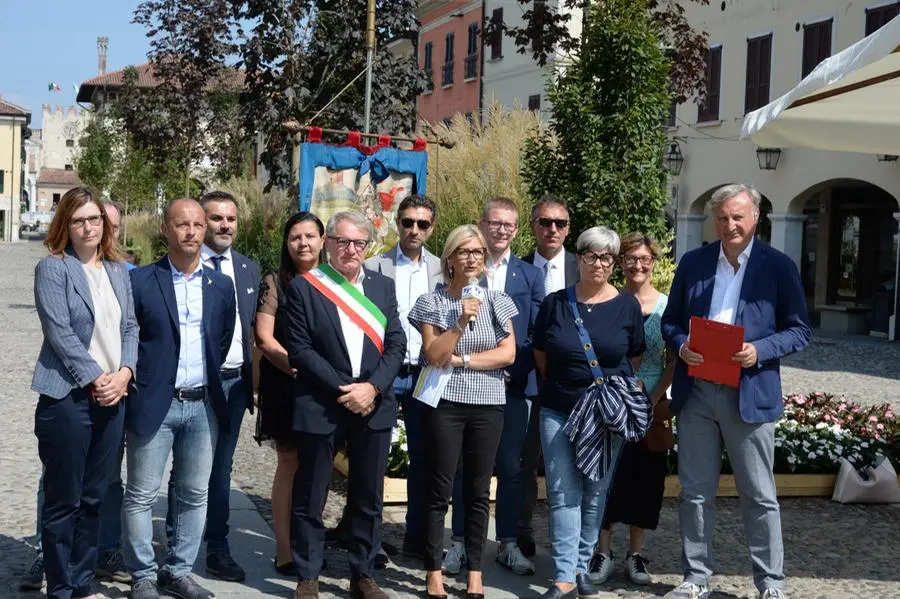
294;580;319;599
349;576;388;599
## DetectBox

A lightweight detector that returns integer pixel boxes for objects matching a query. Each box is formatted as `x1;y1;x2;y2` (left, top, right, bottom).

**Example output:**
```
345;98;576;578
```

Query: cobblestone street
1;241;898;598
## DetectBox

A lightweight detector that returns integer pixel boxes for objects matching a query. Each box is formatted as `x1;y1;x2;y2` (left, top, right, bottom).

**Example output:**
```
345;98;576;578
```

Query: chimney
97;36;109;75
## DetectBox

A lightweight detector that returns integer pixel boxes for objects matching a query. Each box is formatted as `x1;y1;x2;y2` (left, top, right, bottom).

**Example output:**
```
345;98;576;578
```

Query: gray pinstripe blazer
31;251;139;399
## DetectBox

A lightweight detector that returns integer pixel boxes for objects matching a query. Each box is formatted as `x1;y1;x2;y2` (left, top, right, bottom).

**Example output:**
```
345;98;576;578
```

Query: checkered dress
408;288;518;405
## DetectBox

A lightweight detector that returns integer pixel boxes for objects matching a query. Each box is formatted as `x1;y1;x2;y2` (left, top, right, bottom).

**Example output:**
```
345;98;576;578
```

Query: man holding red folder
661;184;811;599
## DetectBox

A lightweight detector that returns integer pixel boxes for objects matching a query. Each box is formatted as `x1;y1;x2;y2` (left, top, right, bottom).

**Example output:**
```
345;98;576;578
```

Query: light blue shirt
170;258;207;389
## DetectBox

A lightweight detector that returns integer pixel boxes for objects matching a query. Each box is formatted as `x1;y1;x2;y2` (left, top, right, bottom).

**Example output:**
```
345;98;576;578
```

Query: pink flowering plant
666;392;899;475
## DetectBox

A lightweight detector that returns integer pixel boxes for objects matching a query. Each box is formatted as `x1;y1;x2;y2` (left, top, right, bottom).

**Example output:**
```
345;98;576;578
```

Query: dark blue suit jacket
661;241;811;423
284;267;406;434
228;249;261;408
128;257;237;436
483;255;544;397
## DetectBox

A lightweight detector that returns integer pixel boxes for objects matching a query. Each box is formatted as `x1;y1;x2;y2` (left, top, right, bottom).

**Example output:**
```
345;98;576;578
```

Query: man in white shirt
284;211;406;599
662;184;811;599
168;191;260;582
364;195;443;561
519;194;580;557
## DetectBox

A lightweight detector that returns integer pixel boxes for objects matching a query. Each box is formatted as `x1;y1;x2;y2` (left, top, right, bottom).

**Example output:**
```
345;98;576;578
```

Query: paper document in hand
412;364;453;407
687;316;744;388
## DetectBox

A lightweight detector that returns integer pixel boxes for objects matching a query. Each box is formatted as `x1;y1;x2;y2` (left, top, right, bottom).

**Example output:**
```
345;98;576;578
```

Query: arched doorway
790;179;899;334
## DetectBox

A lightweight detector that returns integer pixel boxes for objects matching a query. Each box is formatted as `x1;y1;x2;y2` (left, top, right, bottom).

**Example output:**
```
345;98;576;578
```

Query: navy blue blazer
127;257;237;436
482;254;544;397
284;267;406;434
661;241;811;423
228;249;261;408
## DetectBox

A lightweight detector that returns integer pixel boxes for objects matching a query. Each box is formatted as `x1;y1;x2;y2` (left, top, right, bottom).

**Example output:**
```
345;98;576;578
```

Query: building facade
0;98;31;242
480;0;582;119
23;130;42;212
671;0;900;335
418;0;484;125
40;105;90;171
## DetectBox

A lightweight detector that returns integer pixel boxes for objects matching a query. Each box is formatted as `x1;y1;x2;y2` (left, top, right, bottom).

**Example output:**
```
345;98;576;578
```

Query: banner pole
363;0;376;135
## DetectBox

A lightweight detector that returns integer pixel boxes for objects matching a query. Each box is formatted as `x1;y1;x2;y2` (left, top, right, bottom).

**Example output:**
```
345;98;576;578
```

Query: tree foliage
235;0;429;186
485;0;709;103
522;0;672;246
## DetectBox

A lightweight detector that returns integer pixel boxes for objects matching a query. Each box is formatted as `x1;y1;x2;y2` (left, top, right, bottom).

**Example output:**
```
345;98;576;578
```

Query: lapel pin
206;277;212;286
242;263;247;268
246;287;254;294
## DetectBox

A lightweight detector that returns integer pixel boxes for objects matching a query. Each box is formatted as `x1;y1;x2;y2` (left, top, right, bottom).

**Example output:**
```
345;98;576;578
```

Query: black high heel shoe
425;593;448;599
466;593;485;599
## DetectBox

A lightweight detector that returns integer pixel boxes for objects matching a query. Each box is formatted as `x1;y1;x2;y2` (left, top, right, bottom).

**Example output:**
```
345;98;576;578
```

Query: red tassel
307;127;323;143
413;137;427;152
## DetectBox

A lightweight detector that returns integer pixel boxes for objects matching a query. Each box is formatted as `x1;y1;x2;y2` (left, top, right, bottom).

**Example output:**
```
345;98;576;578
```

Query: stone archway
789;178;900;336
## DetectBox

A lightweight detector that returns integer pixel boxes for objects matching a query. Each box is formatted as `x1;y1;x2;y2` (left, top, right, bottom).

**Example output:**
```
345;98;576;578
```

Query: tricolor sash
303;264;387;354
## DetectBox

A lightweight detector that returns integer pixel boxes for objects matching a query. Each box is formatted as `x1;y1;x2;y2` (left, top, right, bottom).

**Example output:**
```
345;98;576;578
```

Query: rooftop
37;168;82;187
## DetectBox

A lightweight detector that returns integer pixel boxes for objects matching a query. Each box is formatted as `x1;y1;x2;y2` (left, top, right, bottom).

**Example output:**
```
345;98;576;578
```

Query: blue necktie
211;256;223;272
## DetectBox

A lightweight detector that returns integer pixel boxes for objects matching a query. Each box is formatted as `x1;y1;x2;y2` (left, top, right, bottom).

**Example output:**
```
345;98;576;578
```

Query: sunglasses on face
400;218;432;230
579;252;615;267
536;217;569;229
328;236;370;252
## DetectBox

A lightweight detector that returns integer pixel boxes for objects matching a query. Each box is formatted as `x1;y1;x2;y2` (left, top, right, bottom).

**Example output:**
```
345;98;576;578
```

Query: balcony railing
464;53;478;80
441;61;454;86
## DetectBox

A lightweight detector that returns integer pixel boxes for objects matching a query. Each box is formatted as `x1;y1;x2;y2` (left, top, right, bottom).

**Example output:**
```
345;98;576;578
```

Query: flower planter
333;453;843;504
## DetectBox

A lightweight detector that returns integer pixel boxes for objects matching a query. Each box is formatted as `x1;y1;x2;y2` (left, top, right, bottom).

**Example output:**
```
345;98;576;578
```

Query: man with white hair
661;183;811;599
284;211;406;599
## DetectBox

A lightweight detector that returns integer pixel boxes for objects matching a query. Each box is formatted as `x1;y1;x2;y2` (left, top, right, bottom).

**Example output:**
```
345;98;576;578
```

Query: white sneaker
496;542;535;575
441;541;466;575
760;589;787;599
625;552;651;585
588;552;614;584
663;581;710;599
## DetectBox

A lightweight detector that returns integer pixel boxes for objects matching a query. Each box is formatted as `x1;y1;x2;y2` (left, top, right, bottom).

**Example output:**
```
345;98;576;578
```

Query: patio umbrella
741;14;900;155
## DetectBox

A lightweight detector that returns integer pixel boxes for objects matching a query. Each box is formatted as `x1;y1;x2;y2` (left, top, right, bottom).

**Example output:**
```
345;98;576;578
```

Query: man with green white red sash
284;211;406;599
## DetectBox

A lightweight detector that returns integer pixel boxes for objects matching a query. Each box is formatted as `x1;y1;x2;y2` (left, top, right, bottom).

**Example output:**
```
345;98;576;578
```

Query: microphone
461;278;485;331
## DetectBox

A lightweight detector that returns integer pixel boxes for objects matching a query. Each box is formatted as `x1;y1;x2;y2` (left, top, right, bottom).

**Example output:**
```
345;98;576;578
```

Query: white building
671;0;900;336
23;130;42;212
40;105;89;171
481;0;582;118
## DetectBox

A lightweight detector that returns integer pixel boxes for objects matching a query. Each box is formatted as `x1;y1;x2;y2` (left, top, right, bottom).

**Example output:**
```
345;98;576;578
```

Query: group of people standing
26;180;810;599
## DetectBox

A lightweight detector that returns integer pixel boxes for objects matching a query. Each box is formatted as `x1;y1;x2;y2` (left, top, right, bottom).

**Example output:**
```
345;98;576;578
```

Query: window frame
697;44;723;123
801;17;834;80
744;32;773;114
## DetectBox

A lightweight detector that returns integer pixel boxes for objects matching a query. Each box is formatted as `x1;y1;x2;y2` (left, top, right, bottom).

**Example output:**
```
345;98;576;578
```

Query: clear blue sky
0;1;150;128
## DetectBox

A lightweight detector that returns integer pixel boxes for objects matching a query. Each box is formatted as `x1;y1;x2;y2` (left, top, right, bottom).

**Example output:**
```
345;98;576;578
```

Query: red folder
687;316;745;388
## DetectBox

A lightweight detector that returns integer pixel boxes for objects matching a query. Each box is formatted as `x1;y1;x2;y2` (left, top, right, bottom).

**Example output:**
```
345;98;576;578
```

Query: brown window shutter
745;38;759;113
758;35;771;109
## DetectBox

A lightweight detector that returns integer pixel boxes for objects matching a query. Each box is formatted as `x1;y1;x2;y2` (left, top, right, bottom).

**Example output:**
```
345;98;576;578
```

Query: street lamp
756;147;782;170
876;154;899;162
664;141;684;176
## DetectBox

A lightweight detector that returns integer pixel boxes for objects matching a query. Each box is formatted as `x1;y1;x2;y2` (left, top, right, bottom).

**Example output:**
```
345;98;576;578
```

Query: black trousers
291;420;391;581
423;401;504;572
517;398;543;542
35;389;124;599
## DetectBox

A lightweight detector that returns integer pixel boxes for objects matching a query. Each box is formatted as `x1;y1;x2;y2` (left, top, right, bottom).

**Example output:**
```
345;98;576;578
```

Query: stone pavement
2;240;899;599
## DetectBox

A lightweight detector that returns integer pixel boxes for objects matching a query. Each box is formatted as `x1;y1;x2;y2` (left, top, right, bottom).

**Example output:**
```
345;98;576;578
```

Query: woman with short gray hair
532;226;646;599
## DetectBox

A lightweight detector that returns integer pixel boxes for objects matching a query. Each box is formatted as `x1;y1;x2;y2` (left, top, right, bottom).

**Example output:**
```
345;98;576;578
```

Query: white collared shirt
170;258;207;388
532;249;566;297
201;244;244;370
335;267;366;378
486;249;511;293
708;239;754;325
394;247;430;366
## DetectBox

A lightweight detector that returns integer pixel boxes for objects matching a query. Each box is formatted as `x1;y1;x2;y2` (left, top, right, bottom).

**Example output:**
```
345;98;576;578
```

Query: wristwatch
462;354;472;368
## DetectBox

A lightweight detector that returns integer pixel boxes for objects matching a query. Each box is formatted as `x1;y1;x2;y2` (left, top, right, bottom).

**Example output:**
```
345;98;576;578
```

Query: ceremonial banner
298;129;428;253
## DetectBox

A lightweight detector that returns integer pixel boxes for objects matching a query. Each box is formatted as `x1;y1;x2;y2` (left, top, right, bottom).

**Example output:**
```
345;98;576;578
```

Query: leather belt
174;386;206;401
399;364;420;376
221;367;241;380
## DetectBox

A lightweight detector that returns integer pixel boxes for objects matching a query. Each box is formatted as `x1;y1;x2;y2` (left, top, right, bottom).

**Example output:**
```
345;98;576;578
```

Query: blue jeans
396;370;424;541
35;441;124;556
123;397;218;582
450;397;531;542
540;407;624;584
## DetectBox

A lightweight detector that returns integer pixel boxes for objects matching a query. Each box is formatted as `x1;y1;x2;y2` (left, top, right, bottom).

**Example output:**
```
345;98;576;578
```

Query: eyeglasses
536;217;569;229
579;252;615;267
400;218;432;230
483;220;517;233
454;247;487;261
622;255;655;267
328;236;370;252
70;215;104;229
